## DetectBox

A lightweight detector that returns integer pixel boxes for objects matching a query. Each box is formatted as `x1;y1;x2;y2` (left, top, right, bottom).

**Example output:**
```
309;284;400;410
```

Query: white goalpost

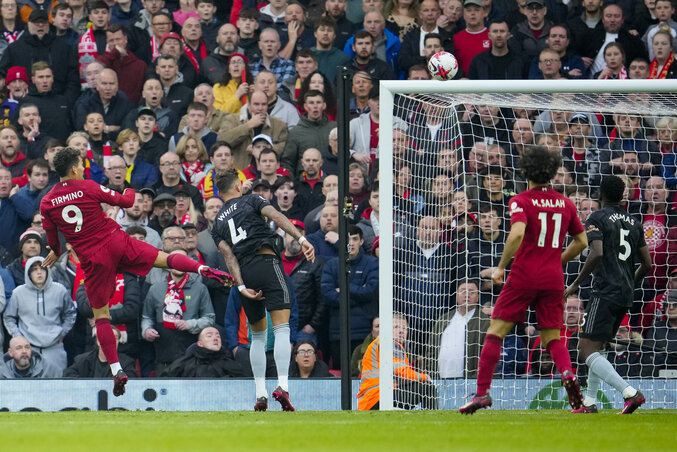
378;79;677;411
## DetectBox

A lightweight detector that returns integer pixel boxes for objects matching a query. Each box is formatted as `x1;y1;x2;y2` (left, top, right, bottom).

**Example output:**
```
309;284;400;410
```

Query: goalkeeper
357;313;438;410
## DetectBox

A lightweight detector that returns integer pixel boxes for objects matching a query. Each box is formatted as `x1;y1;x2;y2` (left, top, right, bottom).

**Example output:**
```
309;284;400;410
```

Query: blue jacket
0;265;15;301
129;159;159;187
321;249;378;341
12;185;49;223
305;229;339;261
224;276;299;351
661;150;677;189
343;28;403;79
0;193;33;250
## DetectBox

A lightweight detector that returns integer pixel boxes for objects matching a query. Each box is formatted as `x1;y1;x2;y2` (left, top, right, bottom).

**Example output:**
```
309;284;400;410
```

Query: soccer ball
428;51;459;81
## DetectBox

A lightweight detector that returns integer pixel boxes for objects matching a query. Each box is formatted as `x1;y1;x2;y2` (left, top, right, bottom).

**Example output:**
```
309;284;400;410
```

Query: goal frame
377;79;677;411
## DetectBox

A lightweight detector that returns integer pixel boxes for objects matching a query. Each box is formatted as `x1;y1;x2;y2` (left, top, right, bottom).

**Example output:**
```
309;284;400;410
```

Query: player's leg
270;308;295;411
576;337;605;411
154;251;234;286
249;316;270;411
92;305;128;396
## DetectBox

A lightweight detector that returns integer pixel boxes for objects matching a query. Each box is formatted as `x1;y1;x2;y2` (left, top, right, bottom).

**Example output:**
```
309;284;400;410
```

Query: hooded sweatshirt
0;349;62;378
3;256;77;348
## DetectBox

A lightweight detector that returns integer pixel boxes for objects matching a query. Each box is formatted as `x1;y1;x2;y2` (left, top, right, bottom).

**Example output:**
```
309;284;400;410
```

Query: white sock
110;362;122;375
622;386;638;399
273;323;291;392
586;352;634;397
584;369;601;406
250;329;268;399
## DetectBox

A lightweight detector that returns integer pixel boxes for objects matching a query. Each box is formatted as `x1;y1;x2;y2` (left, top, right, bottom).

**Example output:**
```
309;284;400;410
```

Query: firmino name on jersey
531;198;565;208
51;191;84;206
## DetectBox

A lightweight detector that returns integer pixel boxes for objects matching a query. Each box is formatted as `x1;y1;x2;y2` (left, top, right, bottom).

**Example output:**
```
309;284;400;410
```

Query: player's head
214;168;242;196
599;175;625;204
519;145;562;184
53;146;84;179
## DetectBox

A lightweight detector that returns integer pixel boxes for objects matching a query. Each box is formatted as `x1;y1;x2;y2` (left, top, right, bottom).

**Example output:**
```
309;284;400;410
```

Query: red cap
6;66;28;84
227;53;249;64
160;32;182;47
289;219;305;230
619;314;631;332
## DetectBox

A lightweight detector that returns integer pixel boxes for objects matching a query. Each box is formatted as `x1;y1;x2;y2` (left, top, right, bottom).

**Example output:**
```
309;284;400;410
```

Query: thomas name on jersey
607;212;636;225
531;198;565;208
49;190;84;206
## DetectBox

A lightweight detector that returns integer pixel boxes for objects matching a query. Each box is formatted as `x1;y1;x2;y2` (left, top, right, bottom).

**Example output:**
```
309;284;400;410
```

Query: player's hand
563;283;579;299
42;251;58;268
491;267;505;286
174;320;189;331
144;328;160;341
239;288;264;300
302;240;315;263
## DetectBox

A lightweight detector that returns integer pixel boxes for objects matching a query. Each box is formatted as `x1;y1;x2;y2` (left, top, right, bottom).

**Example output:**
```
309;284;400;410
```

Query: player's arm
563;238;602;298
216;239;263;300
561;231;588;265
261;204;315;263
91;181;136;208
635;245;652;284
491;221;525;285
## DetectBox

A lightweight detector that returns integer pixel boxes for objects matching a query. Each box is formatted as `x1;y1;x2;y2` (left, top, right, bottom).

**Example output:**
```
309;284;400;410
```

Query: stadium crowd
0;0;676;385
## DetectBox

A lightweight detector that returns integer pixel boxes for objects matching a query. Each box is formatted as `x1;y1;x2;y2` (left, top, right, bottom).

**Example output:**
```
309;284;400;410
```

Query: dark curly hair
297;70;337;117
53;147;82;178
599;175;625;203
519;146;562;184
214;168;241;194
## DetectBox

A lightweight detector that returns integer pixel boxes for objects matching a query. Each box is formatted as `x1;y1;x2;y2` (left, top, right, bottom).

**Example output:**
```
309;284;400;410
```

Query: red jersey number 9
62;205;84;233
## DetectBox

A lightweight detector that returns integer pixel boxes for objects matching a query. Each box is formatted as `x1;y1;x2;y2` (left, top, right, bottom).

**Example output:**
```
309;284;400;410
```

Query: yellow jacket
213;79;243;114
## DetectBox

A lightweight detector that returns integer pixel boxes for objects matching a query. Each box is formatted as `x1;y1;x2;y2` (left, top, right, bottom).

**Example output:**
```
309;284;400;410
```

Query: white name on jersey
531;198;565;208
51;191;84;206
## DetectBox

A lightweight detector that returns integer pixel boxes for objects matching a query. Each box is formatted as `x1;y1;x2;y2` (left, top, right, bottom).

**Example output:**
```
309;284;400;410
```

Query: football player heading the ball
212;168;315;412
460;146;588;415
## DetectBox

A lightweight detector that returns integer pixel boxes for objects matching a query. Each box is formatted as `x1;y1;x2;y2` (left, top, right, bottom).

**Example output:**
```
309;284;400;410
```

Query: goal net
377;80;677;410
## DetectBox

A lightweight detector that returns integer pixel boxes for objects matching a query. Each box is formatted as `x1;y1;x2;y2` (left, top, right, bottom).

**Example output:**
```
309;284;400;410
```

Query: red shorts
81;230;159;308
492;279;564;330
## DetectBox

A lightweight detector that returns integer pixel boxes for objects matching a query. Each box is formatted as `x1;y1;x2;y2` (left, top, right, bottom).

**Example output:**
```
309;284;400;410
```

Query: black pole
337;66;353;410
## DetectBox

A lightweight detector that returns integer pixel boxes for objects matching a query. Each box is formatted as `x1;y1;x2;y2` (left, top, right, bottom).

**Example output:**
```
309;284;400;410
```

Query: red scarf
78;25;102;86
649;52;675;79
87;141;113;169
182;160;205;185
605;66;628;79
151;35;161;61
163;273;189;329
178;212;192;224
3;30;20;44
183;38;207;73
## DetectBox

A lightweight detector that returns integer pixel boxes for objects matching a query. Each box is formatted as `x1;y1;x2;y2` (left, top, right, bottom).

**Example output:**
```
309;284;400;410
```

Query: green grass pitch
2;410;675;452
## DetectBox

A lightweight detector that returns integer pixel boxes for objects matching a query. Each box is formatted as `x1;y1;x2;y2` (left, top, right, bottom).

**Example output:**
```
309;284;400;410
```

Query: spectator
116;128;159;187
76;1;110;85
343;8;402;78
73;68;133;138
141;249;215;375
322;225;378;368
169;102;218;153
648;27;677;79
20;62;72;142
7;228;43;285
322;128;341;175
356;182;379;252
282;90;336;175
529;24;585;79
253;70;300;129
0;166;29;250
155;53;194;117
0;0;24;59
468;18;527;80
179;84;229;135
134;108;170;167
97;23;147;105
296;70;338;122
452;0;491;76
241;137;290;181
567;0;603;49
15;104;48;160
65;131;103;183
561;113;602;188
279;1;316;61
160;326;245;377
289;340;332;378
324;0;358;50
399;0;455;75
281;218;325;344
350;316;378;377
306;204;339;259
349;85;390;167
280;49;318;105
0;336;61;378
295;147;326;212
468;204;506;294
312;16;351;83
348;70;373;119
272;176;306;220
511;0;551;61
384;0;418;40
117;191;162;248
110;0;140;27
536;48;565;80
347;31;395;82
200;24;243;85
642;0;677;61
11;159;49;220
607;317;647;378
424;279;489;378
195;0;219;51
153;151;204;211
213;53;253;114
124;79;179;138
659;117;677;188
181;16;208;72
644;297;677;374
220;90;288;170
0;10;80;105
63;325;137;378
251;28;296;87
581;4;648;78
4;256;76;372
196;195;225;267
461;104;511;153
197;141;242;200
303;181;338;233
103;155;133;193
259;0;287;40
0;66;29;124
1;125;29;183
593;41;628;79
439;0;464;36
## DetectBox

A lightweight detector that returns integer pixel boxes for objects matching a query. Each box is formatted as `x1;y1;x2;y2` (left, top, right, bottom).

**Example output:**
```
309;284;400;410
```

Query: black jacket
163;79;194;118
467;49;527;80
146;55;199;89
289;358;333;378
72;89;134;135
160;344;245;377
347;57;396;81
63;348;137;378
20;89;72;141
18;132;51;160
284;252;326;331
0;32;80;105
200;51;229;85
139;132;170;166
398;27;455;75
580;28;649;68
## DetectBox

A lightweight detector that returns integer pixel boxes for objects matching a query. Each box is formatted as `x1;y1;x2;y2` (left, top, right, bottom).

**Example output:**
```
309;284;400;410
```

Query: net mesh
386;88;677;410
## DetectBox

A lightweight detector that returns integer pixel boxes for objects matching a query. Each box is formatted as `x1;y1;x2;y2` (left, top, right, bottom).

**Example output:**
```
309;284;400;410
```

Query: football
428;51;459;81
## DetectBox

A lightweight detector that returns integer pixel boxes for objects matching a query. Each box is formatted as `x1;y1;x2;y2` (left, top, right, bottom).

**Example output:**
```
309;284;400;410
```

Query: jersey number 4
228;218;248;244
537;212;562;248
62;205;83;233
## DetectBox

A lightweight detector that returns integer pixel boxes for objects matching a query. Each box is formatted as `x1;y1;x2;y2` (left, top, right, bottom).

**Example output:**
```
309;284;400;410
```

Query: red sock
476;334;503;396
546;339;573;375
166;253;201;274
95;317;119;365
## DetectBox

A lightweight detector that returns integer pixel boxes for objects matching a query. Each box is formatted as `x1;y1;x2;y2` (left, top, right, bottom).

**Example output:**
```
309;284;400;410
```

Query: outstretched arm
491;222;526;285
261;205;315;262
217;239;263;300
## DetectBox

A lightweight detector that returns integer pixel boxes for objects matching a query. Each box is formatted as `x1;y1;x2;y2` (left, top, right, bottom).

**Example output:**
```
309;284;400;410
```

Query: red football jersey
506;186;584;290
40;179;135;260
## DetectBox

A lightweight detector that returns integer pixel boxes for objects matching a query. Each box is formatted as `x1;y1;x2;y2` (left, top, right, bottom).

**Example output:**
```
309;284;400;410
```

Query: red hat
619;314;632;333
6;66;28;84
160;32;182;47
289;219;305;230
227;53;249;64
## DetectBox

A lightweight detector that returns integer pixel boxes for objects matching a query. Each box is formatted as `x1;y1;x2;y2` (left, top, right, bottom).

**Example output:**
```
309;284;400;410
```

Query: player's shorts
580;294;628;342
81;230;159;308
492;279;564;329
240;254;292;324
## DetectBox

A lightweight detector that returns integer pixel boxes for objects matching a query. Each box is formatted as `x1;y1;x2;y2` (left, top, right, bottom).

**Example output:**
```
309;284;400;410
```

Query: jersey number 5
619;229;631;261
537;212;562;248
62;205;83;233
228;218;248;244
